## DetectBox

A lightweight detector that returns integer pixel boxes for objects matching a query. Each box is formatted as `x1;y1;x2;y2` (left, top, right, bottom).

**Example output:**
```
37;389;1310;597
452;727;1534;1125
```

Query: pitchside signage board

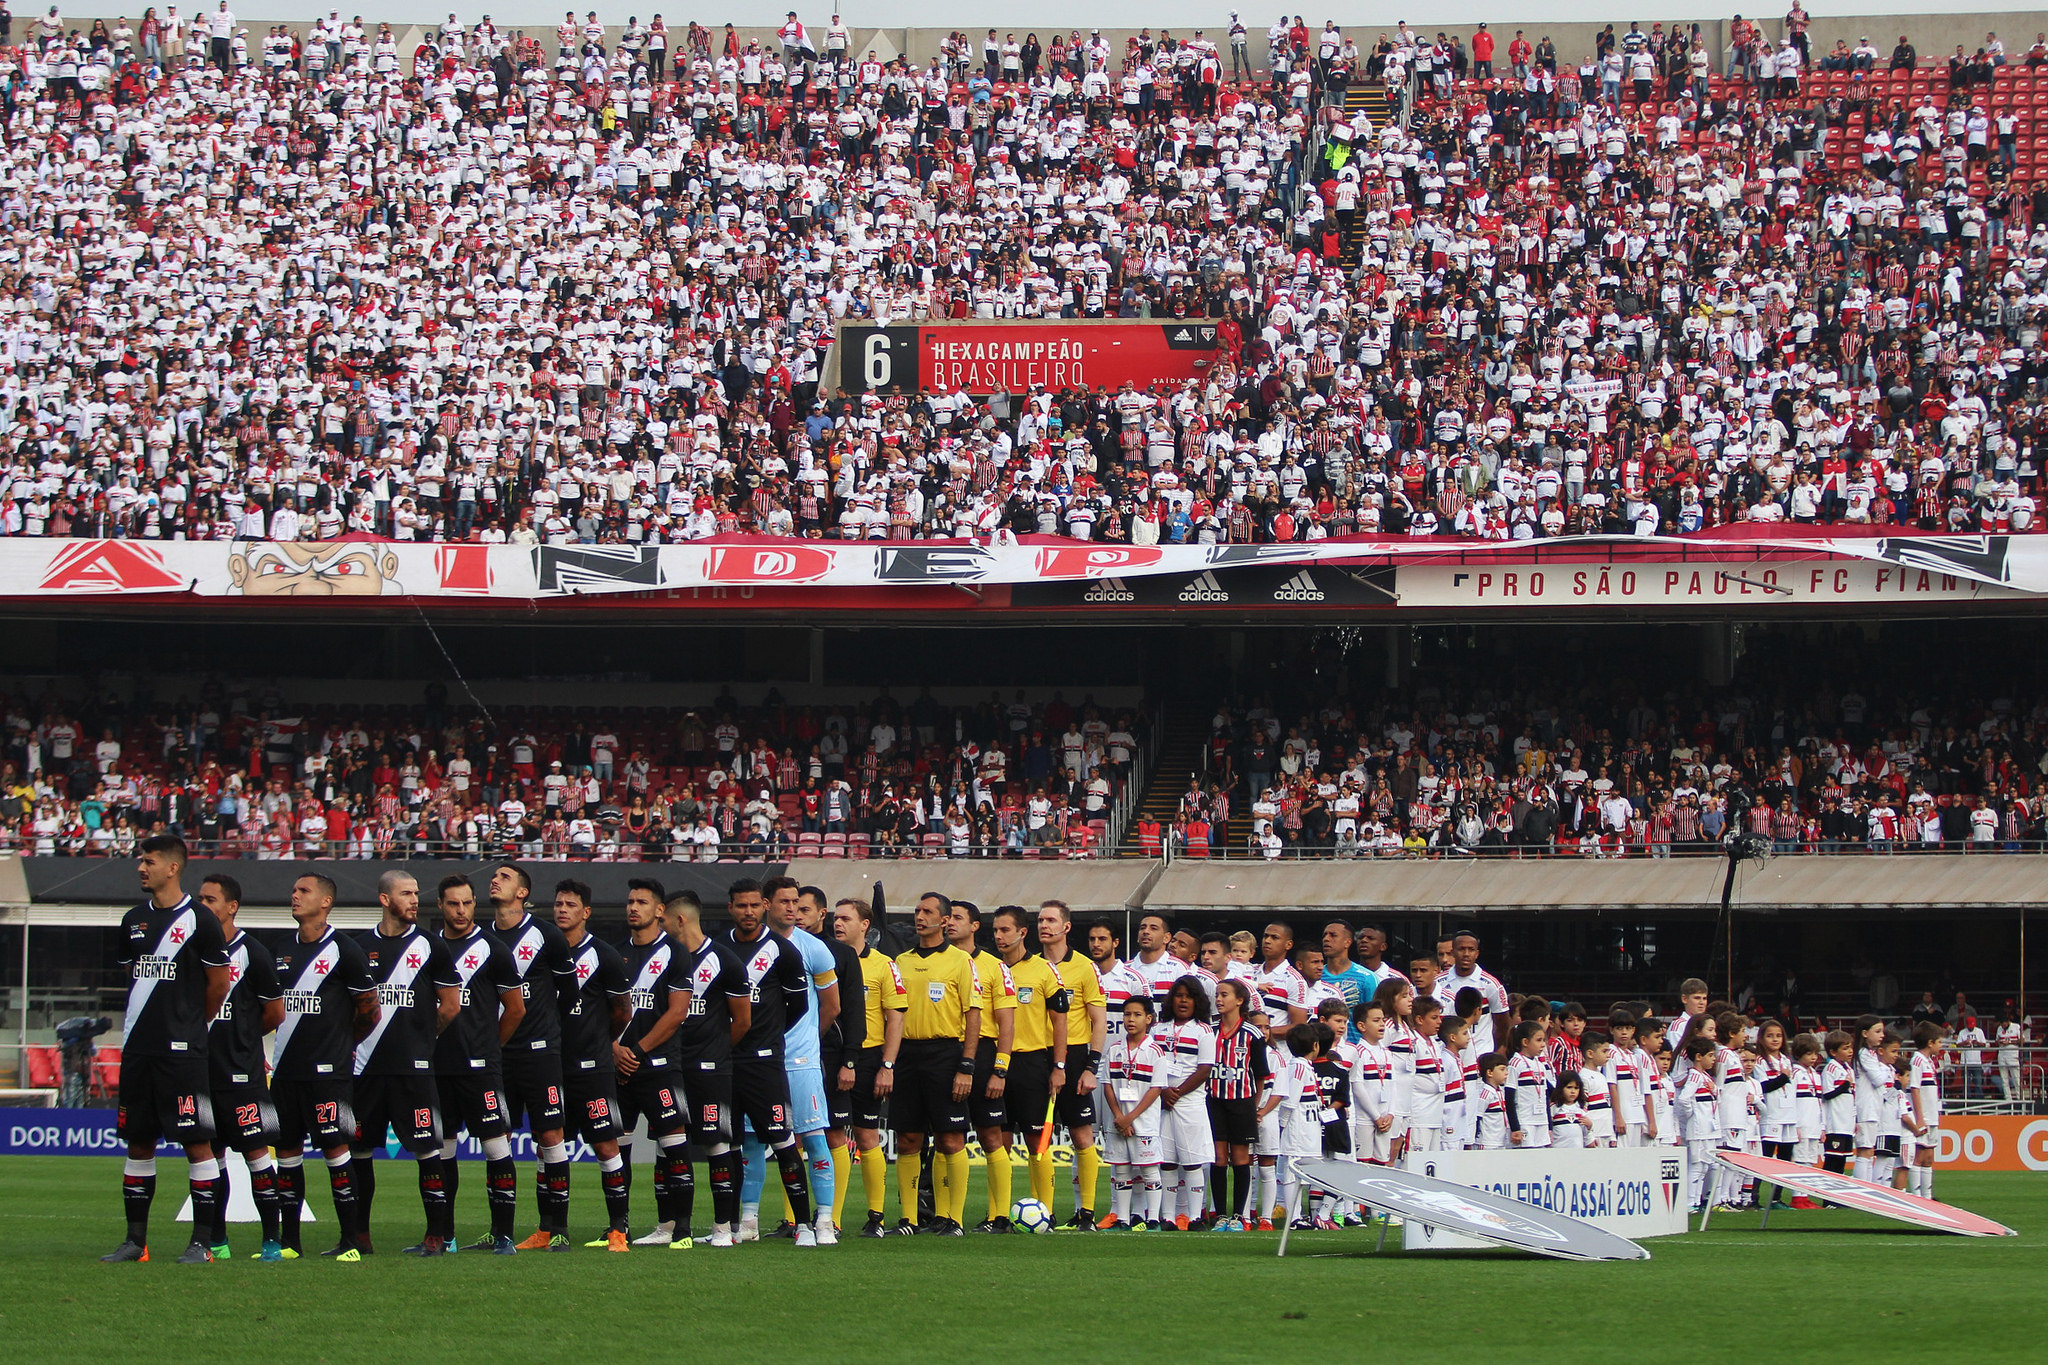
1400;1147;1690;1251
0;1108;607;1162
1295;1157;1652;1261
832;320;1221;396
1714;1152;2017;1236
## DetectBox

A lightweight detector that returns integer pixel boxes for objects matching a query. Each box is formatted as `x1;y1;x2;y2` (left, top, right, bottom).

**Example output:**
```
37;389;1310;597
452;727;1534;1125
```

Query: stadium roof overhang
6;854;2041;925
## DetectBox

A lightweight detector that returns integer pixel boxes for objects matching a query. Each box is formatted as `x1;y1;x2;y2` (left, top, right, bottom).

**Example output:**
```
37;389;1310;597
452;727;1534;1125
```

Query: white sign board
1401;1146;1688;1251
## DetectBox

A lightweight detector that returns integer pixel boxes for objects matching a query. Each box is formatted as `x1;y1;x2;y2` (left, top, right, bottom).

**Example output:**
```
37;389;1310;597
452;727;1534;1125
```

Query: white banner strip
0;534;2041;600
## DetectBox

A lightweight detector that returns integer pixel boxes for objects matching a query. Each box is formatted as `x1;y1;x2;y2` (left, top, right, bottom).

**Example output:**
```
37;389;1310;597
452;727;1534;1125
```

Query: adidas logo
1272;570;1325;602
1178;571;1231;603
1083;577;1136;603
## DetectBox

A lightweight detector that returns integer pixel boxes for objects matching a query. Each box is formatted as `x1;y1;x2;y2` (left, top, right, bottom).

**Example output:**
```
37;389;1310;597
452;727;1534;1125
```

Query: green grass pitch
2;1156;2042;1363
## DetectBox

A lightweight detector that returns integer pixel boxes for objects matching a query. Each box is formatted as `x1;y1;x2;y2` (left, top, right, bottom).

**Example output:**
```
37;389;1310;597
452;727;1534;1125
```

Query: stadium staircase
1337;84;1394;272
1130;711;1242;855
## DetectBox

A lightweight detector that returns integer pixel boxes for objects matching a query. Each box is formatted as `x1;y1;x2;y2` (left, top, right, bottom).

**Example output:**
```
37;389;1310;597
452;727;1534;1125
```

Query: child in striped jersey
1605;1010;1649;1146
1907;1021;1944;1201
1505;1020;1553;1148
1871;1029;1909;1188
1438;1014;1474;1150
1548;1072;1592;1147
1712;1011;1756;1208
1578;1037;1615;1147
1472;1054;1509;1149
1790;1034;1826;1170
1347;1000;1396;1164
1642;1018;1677;1146
1275;1021;1336;1231
1376;976;1419;1156
1851;1014;1892;1184
1407;996;1449;1152
1676;1033;1722;1213
1819;1029;1857;1176
1752;1019;1799;1209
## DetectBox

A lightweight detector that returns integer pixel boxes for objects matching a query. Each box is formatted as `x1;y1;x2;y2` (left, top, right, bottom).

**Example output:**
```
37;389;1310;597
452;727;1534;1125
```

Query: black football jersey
433;926;522;1073
675;937;750;1070
490;912;576;1056
354;927;459;1076
209;930;281;1087
720;926;808;1062
272;927;376;1082
619;933;690;1070
561;932;630;1068
119;895;229;1060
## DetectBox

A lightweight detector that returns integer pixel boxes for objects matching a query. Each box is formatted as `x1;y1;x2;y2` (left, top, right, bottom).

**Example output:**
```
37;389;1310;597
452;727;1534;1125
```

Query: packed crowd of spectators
1176;649;2048;856
0;9;2044;548
0;681;1148;859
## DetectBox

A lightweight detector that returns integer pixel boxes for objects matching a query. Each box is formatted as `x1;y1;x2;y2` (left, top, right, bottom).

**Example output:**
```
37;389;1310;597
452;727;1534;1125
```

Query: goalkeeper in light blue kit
741;877;841;1243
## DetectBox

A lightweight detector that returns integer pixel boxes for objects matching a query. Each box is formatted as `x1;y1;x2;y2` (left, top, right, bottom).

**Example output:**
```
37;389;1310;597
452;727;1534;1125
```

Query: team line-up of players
100;834;1945;1262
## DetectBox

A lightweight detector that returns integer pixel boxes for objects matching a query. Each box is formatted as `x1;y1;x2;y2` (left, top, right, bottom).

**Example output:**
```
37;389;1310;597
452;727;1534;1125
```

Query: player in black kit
551;879;633;1250
351;871;461;1255
195;873;284;1260
432;874;525;1255
668;890;752;1246
104;836;233;1265
720;878;821;1248
484;863;580;1250
271;874;379;1260
615;879;695;1247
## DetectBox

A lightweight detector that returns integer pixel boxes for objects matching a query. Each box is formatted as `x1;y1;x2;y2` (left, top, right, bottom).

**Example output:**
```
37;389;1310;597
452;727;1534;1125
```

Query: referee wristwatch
880;1059;896;1069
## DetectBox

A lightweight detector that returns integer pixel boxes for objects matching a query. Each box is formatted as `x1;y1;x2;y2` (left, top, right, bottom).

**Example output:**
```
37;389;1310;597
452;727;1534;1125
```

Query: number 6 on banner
864;332;892;389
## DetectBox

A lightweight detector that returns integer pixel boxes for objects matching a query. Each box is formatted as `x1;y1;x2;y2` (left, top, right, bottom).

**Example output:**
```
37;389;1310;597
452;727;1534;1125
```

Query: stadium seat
25;1046;59;1089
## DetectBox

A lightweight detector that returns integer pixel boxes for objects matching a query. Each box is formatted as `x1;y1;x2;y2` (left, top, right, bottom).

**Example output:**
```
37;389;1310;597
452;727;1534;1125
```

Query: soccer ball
1009;1198;1054;1233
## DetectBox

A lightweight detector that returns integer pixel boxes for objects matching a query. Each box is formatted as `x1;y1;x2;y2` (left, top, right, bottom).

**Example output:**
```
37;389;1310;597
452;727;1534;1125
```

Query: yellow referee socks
987;1145;1012;1223
898;1157;922;1225
829;1143;852;1226
1076;1144;1103;1216
860;1145;888;1217
1028;1149;1055;1206
947;1149;973;1224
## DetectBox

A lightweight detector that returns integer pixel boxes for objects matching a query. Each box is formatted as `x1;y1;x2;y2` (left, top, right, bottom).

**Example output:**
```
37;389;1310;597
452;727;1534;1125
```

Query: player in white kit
1153;977;1216;1229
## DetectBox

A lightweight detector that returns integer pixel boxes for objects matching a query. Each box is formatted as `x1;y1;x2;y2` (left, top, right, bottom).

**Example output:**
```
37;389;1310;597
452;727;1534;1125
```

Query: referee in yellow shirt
830;895;905;1238
1038;899;1108;1227
993;905;1069;1217
945;900;1017;1233
888;892;979;1235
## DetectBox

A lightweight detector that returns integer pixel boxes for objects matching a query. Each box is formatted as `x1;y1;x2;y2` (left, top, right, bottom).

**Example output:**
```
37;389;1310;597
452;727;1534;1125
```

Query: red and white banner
830;319;1220;395
1;532;2046;603
1714;1151;2017;1235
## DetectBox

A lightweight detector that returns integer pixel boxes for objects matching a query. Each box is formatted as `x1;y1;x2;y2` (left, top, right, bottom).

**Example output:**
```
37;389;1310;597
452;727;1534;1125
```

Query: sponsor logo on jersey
1082;576;1136;603
133;955;179;981
1178;571;1230;603
282;990;324;1014
1273;570;1326;602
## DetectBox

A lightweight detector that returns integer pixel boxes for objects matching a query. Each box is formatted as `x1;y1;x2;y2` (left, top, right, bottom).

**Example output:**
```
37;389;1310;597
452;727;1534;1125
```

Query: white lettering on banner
1400;1147;1689;1251
1403;562;2031;608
